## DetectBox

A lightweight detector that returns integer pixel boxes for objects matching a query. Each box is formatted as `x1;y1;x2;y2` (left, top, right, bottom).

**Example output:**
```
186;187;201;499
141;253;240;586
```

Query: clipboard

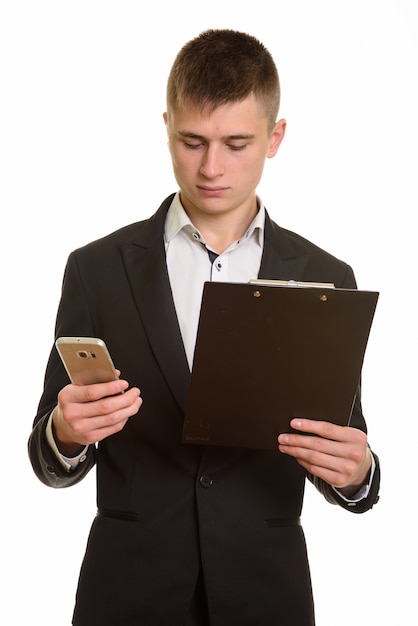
182;281;379;450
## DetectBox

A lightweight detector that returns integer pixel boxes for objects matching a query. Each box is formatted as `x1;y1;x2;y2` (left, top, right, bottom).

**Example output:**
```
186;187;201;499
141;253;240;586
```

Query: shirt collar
164;191;265;248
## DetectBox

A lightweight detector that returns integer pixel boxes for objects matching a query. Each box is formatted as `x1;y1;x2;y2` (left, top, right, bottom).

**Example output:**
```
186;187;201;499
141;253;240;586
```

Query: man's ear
267;118;286;158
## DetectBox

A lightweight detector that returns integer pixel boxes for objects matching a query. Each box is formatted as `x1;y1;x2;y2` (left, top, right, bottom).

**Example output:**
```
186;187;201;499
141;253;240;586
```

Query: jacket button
199;474;213;488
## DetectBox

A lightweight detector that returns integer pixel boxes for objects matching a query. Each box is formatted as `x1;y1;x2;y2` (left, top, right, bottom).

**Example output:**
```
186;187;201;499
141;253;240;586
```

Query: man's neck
180;196;259;254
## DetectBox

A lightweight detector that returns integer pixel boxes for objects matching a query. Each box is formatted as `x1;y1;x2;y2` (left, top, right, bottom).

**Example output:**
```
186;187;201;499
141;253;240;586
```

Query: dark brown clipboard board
182;281;379;450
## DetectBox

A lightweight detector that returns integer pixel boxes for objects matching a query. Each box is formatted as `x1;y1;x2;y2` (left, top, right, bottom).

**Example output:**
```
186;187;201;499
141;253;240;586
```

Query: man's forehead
166;96;269;133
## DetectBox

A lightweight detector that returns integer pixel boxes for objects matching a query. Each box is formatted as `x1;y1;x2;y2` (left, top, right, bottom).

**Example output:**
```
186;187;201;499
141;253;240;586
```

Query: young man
28;29;380;626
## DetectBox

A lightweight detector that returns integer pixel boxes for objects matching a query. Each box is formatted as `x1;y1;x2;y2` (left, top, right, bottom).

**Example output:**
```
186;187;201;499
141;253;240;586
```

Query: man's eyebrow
177;130;255;141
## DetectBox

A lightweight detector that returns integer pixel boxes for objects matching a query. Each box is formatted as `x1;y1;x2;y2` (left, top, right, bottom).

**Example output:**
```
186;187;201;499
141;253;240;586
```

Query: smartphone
55;337;119;386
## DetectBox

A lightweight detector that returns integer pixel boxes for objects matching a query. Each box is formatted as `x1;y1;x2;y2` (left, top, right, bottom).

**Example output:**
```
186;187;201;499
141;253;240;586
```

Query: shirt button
193;232;200;240
199;474;214;488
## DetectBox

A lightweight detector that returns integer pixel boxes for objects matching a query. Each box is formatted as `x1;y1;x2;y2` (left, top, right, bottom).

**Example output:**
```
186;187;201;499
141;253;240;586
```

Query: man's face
164;96;285;220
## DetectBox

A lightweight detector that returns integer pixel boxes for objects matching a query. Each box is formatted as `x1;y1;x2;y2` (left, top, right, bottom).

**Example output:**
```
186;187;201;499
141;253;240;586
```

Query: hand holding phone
53;337;140;449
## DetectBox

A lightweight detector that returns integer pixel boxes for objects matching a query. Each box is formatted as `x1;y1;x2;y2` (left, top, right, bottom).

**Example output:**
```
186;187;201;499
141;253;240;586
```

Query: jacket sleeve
308;450;380;513
28;409;96;488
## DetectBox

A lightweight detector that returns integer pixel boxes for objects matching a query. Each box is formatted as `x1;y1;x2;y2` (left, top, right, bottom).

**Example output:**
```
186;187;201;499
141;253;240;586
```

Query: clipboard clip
249;279;335;289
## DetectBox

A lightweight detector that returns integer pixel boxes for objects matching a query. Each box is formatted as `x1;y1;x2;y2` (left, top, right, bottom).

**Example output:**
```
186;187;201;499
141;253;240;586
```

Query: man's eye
184;142;202;150
229;144;246;151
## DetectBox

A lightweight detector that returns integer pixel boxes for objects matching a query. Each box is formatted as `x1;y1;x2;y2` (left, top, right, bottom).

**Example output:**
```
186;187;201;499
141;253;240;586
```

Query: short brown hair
166;29;281;131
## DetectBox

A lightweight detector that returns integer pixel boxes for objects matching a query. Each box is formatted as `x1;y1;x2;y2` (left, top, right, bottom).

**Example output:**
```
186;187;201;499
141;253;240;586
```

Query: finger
79;387;142;420
288;418;351;442
65;379;130;403
278;434;343;465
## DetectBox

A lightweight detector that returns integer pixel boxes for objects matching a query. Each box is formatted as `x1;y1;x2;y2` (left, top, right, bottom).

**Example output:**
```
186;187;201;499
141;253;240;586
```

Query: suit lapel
259;212;310;280
120;197;191;414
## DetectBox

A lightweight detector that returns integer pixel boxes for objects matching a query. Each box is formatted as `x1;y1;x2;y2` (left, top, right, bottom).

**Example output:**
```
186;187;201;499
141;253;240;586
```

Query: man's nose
199;145;225;178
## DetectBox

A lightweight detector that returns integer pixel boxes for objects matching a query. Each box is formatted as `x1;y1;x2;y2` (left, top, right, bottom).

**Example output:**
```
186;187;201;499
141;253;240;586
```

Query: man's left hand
278;419;372;497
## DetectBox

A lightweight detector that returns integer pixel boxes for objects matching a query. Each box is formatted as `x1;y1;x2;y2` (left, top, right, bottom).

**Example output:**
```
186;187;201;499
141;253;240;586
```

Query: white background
1;1;417;624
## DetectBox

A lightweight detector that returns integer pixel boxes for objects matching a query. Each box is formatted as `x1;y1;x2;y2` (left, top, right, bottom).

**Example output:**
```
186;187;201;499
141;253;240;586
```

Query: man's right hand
52;378;142;456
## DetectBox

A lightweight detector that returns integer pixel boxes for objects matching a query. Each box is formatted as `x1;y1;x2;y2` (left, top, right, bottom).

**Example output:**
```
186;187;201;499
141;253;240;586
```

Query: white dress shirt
165;192;264;369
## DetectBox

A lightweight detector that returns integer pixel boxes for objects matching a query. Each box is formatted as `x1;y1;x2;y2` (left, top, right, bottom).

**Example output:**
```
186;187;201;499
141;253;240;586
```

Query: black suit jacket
28;194;380;626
